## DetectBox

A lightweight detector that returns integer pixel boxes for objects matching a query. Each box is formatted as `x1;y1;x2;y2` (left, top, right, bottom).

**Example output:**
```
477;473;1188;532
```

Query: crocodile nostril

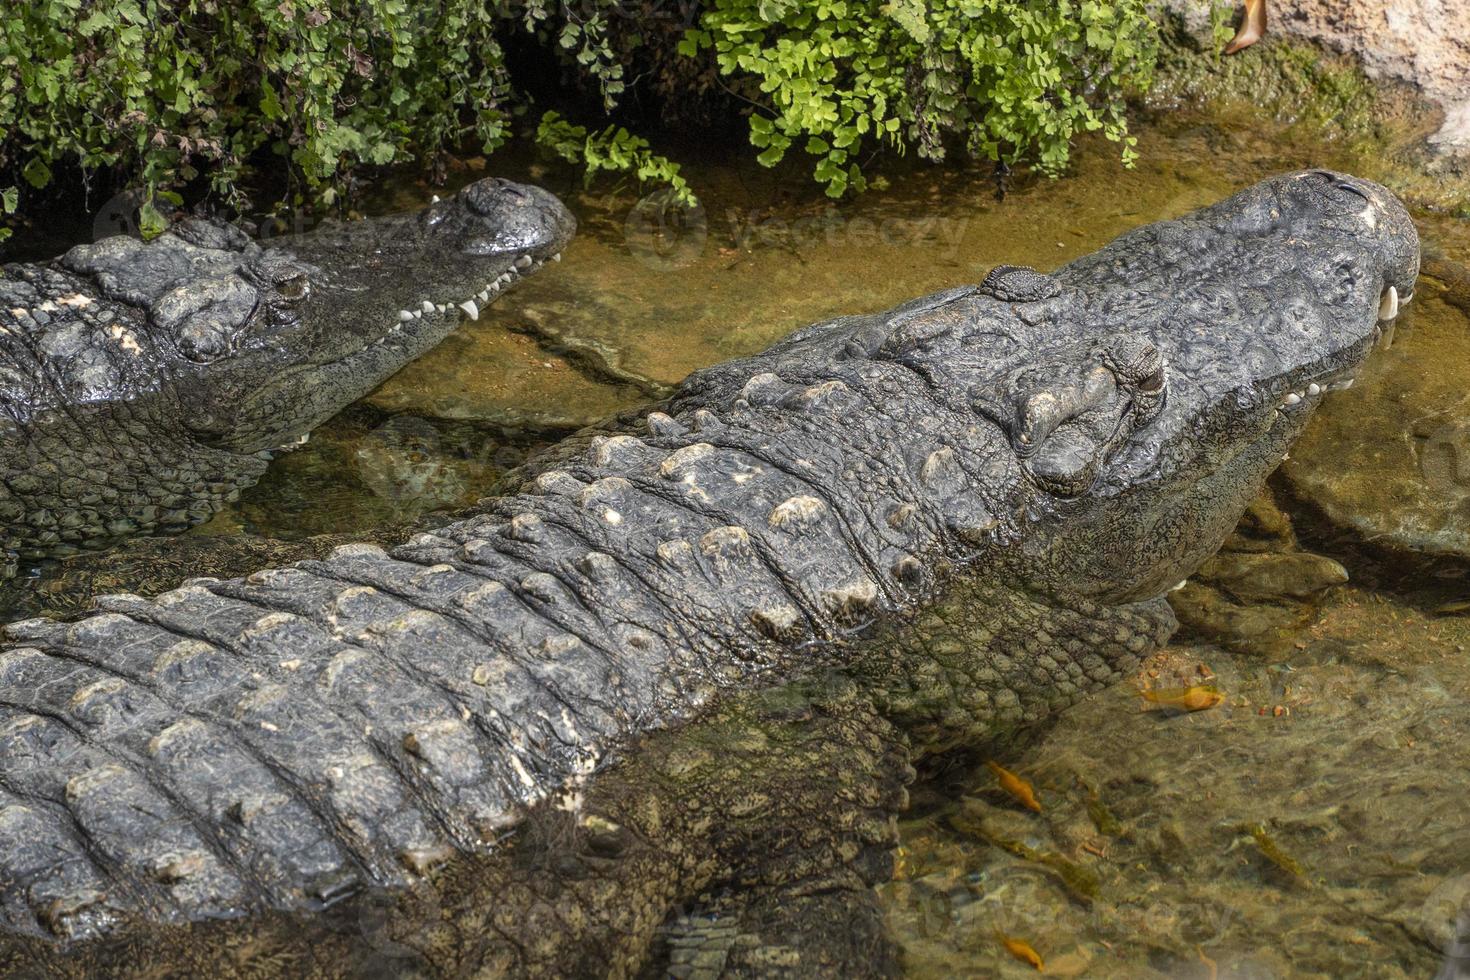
275;276;309;301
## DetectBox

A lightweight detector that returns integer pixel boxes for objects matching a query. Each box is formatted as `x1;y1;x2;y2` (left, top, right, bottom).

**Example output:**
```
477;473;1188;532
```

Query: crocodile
0;171;1417;978
0;178;575;574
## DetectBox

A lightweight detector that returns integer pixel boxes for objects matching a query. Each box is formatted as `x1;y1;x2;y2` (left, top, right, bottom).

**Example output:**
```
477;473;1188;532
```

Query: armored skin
0;171;1417;977
0;179;575;573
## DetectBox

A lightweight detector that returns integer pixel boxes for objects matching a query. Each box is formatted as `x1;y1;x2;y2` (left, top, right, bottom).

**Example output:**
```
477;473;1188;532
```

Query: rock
1198;550;1349;601
1168;491;1347;654
1170;569;1325;654
1282;259;1470;563
1157;0;1470;154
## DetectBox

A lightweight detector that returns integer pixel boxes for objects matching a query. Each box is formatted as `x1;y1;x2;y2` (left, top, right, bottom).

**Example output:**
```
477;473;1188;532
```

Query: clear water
21;98;1470;975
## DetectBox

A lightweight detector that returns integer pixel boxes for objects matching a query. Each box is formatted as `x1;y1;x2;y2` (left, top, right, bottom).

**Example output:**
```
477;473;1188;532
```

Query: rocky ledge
1160;0;1470;155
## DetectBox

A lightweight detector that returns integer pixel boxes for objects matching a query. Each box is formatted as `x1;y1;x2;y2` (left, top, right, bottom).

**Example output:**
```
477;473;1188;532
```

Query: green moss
1154;37;1385;142
950;808;1102;903
1240;822;1311;885
1083;788;1124;838
1148;32;1469;213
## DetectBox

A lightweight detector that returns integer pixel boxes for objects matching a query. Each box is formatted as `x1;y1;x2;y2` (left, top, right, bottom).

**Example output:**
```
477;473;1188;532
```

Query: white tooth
1378;285;1398;320
435;303;447;313
1170;580;1188;592
431;194;441;204
515;255;532;270
421;300;435;313
552;253;562;262
459;299;479;319
1307;382;1321;396
1337;378;1355;390
412;310;423;319
1284;392;1302;406
477;290;490;303
399;310;414;322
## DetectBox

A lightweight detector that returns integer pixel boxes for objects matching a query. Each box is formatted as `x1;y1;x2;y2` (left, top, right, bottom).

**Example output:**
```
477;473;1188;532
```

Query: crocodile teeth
431;194;441;204
398;310;414;322
552;253;562;262
1283;392;1302;406
1329;378;1355;391
412;310;423;319
514;255;533;271
476;290;490;303
1378;285;1398;320
459;299;479;319
1307;382;1321;396
421;300;435;314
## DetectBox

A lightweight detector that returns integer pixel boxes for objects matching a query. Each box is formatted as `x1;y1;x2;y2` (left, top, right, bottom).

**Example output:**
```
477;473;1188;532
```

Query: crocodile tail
0;538;646;942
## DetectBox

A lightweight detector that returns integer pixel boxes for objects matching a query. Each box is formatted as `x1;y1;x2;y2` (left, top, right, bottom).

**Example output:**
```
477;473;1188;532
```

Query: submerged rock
884;587;1470;978
1282;257;1470;564
1169;492;1348;654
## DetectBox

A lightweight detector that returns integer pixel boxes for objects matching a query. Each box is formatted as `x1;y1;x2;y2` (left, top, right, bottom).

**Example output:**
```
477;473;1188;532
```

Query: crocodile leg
638;673;909;980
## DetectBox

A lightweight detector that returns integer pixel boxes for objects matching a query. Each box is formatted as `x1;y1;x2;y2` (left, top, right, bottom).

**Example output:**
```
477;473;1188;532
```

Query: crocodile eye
275;275;309;301
1137;367;1164;393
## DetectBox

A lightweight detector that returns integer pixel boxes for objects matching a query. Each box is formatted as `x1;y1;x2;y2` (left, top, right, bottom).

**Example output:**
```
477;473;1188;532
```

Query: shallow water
13;88;1470;974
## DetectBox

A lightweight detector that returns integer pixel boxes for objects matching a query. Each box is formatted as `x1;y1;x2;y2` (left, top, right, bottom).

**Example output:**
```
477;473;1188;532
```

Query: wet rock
1282;262;1470;564
1170;577;1317;655
1169;492;1347;654
1194;550;1348;602
236;409;558;540
509;307;672;399
1159;0;1470;154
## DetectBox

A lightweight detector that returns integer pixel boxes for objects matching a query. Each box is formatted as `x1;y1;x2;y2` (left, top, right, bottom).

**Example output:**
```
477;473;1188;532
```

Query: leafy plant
0;0;1161;241
536;111;694;204
680;0;1159;196
0;0;552;239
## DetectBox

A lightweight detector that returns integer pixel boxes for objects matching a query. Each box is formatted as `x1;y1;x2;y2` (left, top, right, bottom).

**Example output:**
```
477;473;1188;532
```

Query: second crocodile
0;179;575;574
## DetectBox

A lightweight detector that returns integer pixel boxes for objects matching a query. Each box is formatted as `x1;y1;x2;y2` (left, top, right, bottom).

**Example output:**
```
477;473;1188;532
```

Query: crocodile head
969;169;1419;602
57;177;575;454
